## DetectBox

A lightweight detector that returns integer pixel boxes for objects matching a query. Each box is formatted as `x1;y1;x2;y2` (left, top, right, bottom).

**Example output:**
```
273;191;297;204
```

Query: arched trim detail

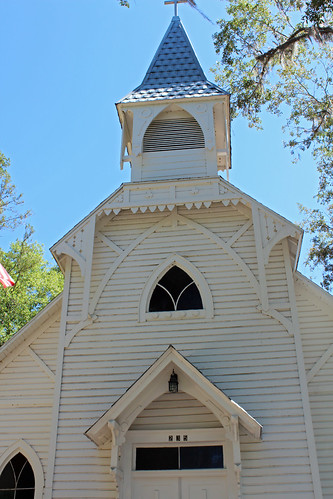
263;227;299;265
0;439;44;499
138;103;209;153
177;212;261;299
139;254;214;322
89;210;261;320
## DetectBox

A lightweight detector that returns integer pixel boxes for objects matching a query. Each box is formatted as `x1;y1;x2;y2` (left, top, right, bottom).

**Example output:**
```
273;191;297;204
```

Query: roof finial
164;0;188;17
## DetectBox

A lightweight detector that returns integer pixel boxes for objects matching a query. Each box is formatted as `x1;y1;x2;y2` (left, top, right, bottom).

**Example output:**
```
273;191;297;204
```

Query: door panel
181;476;227;499
132;477;179;499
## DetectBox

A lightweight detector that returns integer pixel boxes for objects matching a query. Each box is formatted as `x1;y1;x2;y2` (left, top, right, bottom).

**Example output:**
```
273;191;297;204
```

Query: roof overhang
85;345;262;447
50;176;303;275
116;93;230;126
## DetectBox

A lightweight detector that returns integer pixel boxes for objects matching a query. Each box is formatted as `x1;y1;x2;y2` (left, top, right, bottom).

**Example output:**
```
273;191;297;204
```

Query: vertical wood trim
82;216;96;318
251;204;269;310
44;257;72;499
282;239;323;499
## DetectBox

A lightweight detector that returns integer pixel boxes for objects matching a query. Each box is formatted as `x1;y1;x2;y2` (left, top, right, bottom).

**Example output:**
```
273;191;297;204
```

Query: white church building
0;12;333;499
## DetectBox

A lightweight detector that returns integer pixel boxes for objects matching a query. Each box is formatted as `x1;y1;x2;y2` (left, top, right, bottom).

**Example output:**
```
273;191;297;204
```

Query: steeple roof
120;16;227;103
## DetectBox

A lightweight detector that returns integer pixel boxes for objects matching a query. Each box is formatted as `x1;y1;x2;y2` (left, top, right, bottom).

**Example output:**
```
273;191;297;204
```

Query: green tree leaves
0;229;64;345
0;153;64;344
213;0;333;289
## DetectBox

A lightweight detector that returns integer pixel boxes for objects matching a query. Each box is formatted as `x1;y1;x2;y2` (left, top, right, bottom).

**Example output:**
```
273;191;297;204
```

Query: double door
133;472;227;499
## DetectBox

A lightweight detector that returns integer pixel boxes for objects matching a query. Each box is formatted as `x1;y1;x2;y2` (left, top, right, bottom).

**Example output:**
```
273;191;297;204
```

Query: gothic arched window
0;452;35;498
149;266;203;312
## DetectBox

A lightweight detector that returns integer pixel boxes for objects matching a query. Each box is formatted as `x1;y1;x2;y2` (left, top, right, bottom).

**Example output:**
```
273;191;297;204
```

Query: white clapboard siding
67;261;84;317
0;315;60;479
48;204;315;497
130;392;221;430
296;279;333;498
266;243;290;303
29;319;60;373
141;149;207;181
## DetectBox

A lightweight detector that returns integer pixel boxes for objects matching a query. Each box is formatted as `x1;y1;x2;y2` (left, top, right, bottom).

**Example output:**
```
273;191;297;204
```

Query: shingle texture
120;16;227;103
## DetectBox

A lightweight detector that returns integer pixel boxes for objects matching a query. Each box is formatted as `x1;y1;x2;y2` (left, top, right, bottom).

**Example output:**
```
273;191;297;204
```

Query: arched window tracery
149;266;203;312
0;452;35;498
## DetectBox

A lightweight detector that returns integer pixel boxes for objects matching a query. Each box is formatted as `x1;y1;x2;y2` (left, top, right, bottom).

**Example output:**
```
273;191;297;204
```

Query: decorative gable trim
85;346;262;447
51;177;302;269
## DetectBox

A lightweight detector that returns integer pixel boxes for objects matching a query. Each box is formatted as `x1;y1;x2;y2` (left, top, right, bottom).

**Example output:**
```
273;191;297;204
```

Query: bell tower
116;15;231;181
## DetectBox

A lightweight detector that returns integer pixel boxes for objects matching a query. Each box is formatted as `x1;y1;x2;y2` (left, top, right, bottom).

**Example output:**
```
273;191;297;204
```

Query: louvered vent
143;117;205;153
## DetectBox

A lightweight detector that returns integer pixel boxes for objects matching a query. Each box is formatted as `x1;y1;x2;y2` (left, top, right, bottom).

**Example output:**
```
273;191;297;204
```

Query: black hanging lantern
169;370;178;393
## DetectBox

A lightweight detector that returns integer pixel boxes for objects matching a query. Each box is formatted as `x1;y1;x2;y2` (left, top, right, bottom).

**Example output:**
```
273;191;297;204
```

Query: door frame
120;428;238;499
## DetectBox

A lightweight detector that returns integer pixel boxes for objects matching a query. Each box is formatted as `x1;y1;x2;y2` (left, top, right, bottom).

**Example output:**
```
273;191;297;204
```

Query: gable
0;302;61;488
85;346;262;447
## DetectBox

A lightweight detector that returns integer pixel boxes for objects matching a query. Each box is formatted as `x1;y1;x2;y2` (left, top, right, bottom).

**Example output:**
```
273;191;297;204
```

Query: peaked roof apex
119;16;227;104
140;16;206;89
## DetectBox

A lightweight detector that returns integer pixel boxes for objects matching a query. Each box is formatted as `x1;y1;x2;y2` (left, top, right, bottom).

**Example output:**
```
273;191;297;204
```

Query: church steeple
116;16;231;181
121;16;226;103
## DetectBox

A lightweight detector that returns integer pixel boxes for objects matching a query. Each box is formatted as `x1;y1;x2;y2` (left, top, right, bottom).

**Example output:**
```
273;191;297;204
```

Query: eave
116;92;230;127
50;176;303;275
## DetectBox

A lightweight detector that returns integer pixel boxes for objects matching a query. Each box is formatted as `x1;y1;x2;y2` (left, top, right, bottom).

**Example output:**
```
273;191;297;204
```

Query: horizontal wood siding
0;316;60;485
131;392;221;430
67;261;84;318
141;149;207;180
296;281;333;498
51;205;314;497
266;243;290;305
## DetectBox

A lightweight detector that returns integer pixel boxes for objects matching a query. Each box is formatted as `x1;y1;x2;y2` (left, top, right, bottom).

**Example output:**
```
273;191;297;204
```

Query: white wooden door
132;474;228;499
132;476;179;499
181;475;227;499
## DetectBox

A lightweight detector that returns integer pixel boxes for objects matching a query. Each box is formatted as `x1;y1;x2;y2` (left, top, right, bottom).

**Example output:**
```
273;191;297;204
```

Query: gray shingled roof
120;16;227;103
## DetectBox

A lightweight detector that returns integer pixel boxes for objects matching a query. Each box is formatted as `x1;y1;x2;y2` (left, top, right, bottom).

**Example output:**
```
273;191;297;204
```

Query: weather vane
164;0;188;17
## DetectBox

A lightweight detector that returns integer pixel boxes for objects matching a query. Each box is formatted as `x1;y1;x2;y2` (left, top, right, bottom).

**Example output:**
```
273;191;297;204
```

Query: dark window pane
15;490;35;499
177;283;203;310
10;454;26;480
0;491;15;499
159;267;192;301
149;266;203;312
0;463;15;490
136;447;178;470
180;446;223;469
17;461;34;489
149;286;174;312
0;454;35;498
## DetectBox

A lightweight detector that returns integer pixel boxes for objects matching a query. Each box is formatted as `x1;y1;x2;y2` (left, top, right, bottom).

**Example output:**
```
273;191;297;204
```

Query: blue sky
0;0;320;281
